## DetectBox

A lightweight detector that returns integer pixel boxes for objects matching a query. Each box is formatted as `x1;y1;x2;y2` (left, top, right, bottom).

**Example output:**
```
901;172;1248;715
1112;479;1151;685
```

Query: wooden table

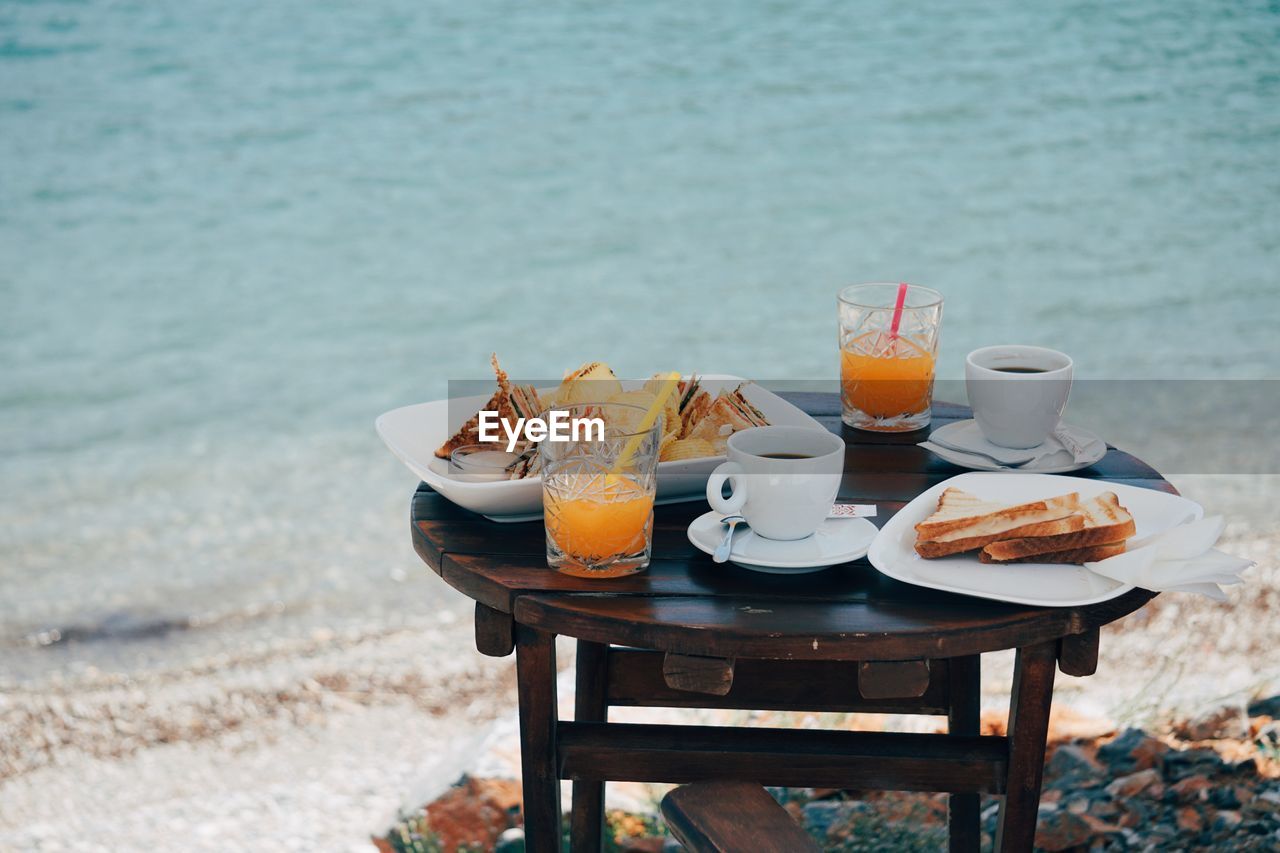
410;395;1171;852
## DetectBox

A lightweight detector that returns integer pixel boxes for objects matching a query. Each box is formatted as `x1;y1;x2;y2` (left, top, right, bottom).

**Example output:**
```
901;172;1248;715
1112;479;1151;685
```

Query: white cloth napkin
1085;515;1254;600
924;421;1103;467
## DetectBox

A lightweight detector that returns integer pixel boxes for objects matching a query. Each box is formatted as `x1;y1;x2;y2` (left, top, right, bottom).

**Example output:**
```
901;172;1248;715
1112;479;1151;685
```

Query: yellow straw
610;371;681;476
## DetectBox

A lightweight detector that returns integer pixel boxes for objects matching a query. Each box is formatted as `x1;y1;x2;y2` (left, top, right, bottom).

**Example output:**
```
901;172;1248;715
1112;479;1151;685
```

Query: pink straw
888;282;909;341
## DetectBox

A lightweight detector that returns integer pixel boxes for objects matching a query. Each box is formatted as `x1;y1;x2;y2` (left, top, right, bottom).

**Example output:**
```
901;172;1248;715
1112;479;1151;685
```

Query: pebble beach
2;487;1274;851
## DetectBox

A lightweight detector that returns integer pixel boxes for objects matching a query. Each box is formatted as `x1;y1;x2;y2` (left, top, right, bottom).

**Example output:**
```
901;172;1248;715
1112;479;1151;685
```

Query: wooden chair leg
517;625;562;852
570;641;608;851
947;655;981;853
995;642;1057;852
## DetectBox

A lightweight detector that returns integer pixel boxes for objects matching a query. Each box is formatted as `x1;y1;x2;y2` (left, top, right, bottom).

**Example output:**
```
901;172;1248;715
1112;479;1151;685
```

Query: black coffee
993;366;1048;374
759;452;813;460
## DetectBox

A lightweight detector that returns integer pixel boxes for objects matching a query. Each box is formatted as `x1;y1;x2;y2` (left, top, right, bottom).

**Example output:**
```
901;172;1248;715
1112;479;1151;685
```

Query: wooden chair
661;781;820;853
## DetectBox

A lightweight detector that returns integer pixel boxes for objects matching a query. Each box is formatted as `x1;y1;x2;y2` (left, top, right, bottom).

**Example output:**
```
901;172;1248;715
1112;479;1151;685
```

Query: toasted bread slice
914;488;1081;541
980;492;1135;562
978;541;1126;565
915;513;1085;559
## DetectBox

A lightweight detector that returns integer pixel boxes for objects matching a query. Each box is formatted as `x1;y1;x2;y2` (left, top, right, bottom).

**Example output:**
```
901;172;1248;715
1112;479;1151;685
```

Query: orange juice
544;473;654;576
841;332;936;418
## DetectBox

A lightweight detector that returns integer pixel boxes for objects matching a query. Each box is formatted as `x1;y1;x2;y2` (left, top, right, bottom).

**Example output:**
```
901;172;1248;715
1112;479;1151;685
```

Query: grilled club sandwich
684;383;770;448
435;359;771;478
434;354;544;459
914;488;1134;564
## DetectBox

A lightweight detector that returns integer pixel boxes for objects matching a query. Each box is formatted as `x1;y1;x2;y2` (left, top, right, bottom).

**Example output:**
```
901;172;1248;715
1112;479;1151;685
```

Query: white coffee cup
705;426;844;540
965;345;1073;449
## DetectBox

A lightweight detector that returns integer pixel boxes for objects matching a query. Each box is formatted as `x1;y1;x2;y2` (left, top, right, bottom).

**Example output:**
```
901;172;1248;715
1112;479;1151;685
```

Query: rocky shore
1;518;1273;851
380;697;1280;852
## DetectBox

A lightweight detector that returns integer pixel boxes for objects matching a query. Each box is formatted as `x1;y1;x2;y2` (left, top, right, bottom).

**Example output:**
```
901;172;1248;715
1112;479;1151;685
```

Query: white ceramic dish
924;420;1107;474
868;472;1203;607
687;510;878;575
376;375;828;522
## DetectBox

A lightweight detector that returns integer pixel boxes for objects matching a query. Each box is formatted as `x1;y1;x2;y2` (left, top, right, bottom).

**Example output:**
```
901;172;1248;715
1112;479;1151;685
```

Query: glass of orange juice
839;283;943;431
542;402;660;577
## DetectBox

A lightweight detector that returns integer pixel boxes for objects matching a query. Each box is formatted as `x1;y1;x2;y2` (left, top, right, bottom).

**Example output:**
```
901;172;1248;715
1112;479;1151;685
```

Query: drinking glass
542;402;660;578
838;283;944;431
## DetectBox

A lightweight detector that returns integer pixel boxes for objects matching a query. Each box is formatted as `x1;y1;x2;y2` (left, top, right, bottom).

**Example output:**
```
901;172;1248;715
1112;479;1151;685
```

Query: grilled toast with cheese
914;488;1082;543
979;492;1135;562
915;512;1086;559
978;541;1126;565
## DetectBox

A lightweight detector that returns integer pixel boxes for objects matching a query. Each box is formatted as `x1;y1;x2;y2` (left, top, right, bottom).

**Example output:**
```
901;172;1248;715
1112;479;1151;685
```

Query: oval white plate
924;420;1106;474
376;376;828;522
868;472;1203;607
688;510;878;574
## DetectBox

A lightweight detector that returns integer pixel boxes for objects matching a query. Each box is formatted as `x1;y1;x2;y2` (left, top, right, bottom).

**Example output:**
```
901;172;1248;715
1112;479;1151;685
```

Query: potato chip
660;438;717;462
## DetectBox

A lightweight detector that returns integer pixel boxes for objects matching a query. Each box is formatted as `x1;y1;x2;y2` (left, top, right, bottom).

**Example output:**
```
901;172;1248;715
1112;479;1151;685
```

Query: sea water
2;0;1278;681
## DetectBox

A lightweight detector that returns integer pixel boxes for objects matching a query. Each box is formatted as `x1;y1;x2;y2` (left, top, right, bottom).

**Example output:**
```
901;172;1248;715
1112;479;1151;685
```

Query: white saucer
687;511;878;574
923;420;1106;474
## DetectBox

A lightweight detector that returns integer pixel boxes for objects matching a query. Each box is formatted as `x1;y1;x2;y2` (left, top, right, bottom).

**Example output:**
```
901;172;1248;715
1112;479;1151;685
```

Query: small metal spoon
713;515;746;563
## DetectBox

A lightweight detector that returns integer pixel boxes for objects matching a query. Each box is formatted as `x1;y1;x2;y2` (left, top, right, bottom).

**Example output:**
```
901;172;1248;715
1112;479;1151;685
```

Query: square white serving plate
868;472;1204;607
376;375;828;522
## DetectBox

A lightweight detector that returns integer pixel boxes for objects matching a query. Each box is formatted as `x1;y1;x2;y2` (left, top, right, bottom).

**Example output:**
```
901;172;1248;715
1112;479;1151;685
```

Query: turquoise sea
2;0;1278;681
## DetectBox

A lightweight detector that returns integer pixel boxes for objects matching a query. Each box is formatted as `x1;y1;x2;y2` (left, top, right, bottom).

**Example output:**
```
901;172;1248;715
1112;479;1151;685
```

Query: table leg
995;642;1057;853
570;641;608;851
517;625;562;852
947;654;981;852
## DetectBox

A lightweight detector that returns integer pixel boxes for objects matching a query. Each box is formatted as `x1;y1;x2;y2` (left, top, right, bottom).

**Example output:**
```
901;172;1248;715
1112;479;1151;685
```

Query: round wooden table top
411;394;1166;661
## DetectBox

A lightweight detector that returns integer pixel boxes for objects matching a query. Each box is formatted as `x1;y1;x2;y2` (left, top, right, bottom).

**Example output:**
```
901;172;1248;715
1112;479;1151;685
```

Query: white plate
687;511;878;574
924;420;1107;474
376;376;828;521
868;472;1203;607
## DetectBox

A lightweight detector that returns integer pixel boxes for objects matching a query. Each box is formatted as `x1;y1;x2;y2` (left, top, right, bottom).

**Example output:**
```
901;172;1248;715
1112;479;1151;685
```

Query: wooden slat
442;551;977;614
858;660;931;699
996;642;1058;851
606;649;952;714
1058;627;1101;677
570;641;608;850
516;627;562;850
515;590;1155;662
558;721;1009;794
663;653;736;695
662;782;820;853
948;655;982;853
473;603;515;657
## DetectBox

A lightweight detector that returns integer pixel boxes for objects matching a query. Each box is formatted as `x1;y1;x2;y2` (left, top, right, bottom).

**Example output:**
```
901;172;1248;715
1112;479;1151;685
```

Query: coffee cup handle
706;461;747;515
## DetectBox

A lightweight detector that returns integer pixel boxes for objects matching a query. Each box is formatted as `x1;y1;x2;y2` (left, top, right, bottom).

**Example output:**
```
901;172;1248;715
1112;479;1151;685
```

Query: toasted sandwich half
685;386;770;449
434;354;545;459
979;492;1135;562
915;513;1086;559
978;541;1126;565
914;488;1081;541
676;376;702;412
725;384;769;427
